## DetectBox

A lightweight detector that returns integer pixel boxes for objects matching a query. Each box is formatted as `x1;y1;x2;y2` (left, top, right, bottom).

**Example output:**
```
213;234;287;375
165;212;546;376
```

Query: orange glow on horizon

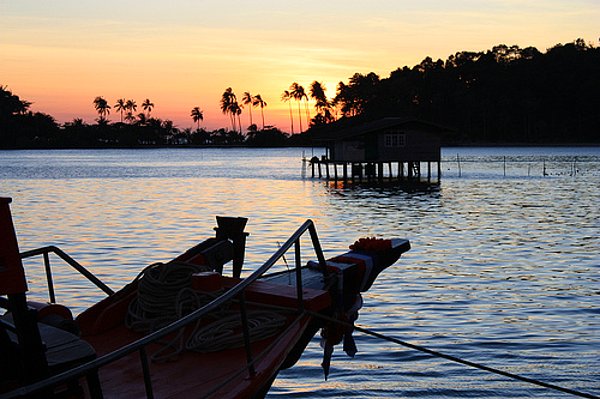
2;1;598;132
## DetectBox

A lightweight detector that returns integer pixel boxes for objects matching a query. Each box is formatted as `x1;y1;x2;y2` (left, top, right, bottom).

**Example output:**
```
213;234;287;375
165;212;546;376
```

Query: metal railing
2;219;328;399
20;246;115;302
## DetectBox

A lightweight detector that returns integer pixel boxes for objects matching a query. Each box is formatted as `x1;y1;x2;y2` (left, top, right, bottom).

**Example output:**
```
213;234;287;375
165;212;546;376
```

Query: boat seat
1;313;101;397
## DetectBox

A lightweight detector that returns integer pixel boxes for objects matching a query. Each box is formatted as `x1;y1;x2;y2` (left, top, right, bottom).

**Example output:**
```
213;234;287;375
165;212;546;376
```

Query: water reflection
1;147;599;398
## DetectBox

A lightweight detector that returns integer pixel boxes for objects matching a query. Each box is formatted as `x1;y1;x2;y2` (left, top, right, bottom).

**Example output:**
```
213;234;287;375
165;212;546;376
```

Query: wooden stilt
334;163;338;182
359;163;362;183
378;163;384;183
343;163;348;183
427;161;431;182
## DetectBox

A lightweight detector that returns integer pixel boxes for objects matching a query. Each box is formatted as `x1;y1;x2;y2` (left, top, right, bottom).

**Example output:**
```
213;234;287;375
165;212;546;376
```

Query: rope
307;310;599;399
186;310;287;353
124;261;289;362
125;261;211;332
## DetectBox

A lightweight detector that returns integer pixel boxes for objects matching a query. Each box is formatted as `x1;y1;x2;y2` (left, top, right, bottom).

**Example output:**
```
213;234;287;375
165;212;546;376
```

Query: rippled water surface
1;147;598;398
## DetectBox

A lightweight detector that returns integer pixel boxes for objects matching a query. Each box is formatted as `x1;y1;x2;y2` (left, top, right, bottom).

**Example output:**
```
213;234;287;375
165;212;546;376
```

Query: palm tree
289;83;305;133
220;88;243;133
220;88;237;132
93;96;111;122
309;81;334;125
125;99;137;124
241;92;254;128
281;90;294;134
114;98;126;123
252;94;267;129
231;102;242;134
136;113;147;126
303;91;310;128
142;98;154;117
190;106;204;129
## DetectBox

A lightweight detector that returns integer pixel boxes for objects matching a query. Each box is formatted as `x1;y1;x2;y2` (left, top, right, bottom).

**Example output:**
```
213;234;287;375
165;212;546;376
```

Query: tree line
321;38;600;144
1;38;599;148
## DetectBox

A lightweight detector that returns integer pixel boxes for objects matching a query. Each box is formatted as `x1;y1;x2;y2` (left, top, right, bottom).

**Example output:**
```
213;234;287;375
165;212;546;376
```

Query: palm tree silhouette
136;113;147;126
220;88;239;132
191;106;204;130
290;83;305;133
303;91;310;128
253;94;267;129
142;98;154;118
281;90;294;134
125;99;137;124
114;98;126;123
231;102;242;134
93;96;111;122
310;81;334;125
241;92;254;128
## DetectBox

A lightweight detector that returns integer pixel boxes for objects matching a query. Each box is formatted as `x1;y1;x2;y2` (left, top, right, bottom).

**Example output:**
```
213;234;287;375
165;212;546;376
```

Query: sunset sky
1;0;598;132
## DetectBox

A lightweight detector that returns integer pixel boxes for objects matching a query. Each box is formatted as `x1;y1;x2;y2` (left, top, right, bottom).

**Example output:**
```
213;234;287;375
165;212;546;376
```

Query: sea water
1;147;598;398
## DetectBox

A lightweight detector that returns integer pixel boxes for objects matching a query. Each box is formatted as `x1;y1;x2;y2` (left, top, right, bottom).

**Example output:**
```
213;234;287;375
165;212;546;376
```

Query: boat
0;197;410;398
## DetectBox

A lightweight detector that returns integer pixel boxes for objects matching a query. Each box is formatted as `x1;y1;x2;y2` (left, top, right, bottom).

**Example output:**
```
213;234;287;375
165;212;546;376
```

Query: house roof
311;117;449;142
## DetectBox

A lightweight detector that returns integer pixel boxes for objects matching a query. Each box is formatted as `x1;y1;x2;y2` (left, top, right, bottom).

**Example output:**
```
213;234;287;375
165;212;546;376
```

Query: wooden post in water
378;163;384;183
333;163;338;182
325;162;330;180
427;161;431;182
343;163;348;183
543;159;547;176
318;161;322;178
358;163;362;183
437;161;442;181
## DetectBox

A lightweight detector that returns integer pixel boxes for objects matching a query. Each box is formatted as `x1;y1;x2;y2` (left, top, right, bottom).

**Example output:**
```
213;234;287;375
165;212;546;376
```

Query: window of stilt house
384;131;406;148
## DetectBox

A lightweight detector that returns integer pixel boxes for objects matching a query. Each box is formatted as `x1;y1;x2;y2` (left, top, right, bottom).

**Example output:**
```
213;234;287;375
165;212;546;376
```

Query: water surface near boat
1;147;598;398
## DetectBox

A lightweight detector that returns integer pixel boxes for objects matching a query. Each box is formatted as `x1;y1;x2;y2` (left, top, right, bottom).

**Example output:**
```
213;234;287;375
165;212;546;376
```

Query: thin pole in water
543;159;547;176
457;154;462;177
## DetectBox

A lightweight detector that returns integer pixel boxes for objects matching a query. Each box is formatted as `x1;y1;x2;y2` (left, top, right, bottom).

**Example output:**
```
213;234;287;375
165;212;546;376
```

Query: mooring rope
306;310;599;399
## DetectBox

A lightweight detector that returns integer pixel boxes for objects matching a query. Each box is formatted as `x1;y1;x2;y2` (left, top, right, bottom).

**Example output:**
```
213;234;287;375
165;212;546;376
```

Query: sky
1;0;599;132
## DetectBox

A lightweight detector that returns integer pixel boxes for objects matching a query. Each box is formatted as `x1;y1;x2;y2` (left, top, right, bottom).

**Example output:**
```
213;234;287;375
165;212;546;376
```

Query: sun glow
1;0;598;131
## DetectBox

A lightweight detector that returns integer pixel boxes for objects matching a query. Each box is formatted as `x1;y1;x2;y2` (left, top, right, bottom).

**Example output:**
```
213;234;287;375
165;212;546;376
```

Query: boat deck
85;315;312;399
80;278;332;398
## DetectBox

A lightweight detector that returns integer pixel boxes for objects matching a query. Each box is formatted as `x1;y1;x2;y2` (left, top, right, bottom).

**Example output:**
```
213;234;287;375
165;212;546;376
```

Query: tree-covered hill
324;39;600;144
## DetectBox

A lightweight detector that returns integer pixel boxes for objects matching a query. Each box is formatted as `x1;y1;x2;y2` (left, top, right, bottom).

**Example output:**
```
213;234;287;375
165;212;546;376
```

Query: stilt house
310;117;445;183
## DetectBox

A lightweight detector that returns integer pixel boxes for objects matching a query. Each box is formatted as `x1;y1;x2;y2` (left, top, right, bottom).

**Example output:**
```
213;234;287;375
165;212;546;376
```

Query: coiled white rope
125;261;288;362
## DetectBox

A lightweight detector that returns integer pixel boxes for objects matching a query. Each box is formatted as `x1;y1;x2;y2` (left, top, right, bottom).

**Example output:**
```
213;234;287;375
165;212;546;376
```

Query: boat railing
4;219;328;399
20;245;115;303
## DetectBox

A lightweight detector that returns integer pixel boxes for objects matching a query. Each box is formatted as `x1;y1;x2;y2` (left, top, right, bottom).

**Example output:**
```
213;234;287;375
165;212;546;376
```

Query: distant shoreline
1;143;599;151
